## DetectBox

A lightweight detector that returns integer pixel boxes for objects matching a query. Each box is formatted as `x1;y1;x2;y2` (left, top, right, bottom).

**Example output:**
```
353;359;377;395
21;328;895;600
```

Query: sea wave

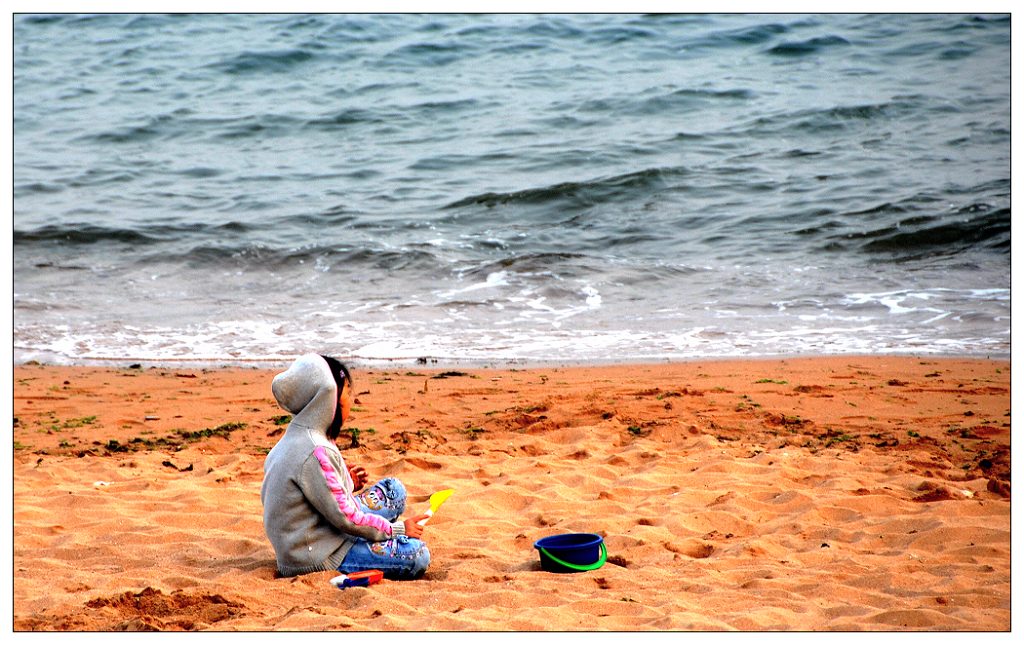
848;207;1010;256
209;48;316;75
444;167;687;210
767;35;851;57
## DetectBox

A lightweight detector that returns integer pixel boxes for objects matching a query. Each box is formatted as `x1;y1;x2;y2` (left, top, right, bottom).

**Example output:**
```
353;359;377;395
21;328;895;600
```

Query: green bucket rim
539;541;607;572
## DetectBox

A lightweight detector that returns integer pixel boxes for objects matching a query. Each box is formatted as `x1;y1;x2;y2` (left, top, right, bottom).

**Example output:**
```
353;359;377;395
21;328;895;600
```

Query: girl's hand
403;514;430;539
347;465;368;491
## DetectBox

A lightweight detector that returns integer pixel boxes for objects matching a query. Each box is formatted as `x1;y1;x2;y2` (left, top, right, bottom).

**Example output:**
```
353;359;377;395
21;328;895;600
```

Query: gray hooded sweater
261;354;405;577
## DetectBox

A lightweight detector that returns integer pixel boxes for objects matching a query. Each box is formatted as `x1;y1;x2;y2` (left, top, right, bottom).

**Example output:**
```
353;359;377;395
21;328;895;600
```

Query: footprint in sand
663;540;715;559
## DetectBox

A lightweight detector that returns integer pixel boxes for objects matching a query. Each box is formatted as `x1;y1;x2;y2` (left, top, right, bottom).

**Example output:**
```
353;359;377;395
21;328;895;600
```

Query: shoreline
13;355;1011;630
12;350;1013;372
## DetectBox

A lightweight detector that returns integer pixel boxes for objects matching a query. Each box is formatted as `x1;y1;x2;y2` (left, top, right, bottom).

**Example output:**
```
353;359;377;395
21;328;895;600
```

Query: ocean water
13;13;1011;366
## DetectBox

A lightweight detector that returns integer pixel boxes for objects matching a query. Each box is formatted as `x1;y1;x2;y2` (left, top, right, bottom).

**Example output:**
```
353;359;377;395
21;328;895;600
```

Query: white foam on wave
842;287;1010;315
15;309;1009;368
12;281;1010;366
437;271;510;298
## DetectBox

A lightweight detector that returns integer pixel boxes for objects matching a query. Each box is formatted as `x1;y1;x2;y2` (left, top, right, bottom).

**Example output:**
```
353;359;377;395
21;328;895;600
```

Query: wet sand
12;356;1010;631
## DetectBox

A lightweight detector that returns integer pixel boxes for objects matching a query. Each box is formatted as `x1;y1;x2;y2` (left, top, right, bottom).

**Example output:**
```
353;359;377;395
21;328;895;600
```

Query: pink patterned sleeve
312;446;393;536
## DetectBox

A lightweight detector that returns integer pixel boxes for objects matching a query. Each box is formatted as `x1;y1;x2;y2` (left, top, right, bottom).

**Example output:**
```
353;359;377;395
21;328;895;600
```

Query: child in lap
345;477;431;579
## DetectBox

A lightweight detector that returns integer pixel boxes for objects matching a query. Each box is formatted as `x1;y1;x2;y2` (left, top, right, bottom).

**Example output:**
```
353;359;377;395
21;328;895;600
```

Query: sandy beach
12;356;1010;631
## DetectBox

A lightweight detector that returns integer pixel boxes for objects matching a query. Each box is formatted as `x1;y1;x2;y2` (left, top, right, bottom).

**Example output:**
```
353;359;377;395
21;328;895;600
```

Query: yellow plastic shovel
417;489;454;526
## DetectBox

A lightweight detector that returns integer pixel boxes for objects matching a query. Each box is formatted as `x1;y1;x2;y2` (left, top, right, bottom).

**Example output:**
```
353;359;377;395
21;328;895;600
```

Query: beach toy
534;533;607;573
330;569;383;589
417;488;454;526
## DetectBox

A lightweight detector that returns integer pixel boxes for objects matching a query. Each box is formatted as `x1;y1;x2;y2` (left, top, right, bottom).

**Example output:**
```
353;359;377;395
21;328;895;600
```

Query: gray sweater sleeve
297;448;404;541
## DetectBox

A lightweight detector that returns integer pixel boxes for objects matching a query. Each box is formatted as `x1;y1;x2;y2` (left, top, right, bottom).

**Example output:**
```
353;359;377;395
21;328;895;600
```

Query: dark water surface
14;14;1010;365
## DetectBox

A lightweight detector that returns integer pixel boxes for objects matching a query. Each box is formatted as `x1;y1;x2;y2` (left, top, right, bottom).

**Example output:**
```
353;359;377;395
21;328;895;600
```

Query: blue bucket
533;533;607;573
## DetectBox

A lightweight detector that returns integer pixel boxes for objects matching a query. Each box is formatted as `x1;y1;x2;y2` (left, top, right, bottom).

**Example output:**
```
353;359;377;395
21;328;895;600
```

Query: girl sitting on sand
261;354;430;579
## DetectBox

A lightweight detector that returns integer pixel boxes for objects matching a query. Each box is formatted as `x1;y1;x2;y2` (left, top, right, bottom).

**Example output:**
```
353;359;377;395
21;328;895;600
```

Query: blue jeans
338;478;431;580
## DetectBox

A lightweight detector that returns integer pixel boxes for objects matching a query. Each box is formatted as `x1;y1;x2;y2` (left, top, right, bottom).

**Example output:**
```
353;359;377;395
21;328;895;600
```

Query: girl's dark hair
320;355;352;442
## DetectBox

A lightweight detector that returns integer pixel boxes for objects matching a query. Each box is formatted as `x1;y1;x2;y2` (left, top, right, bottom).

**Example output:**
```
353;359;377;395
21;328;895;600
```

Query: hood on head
271;354;339;433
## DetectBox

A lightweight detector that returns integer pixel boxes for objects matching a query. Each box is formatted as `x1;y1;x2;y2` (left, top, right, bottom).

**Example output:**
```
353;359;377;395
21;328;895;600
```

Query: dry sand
11;356;1010;631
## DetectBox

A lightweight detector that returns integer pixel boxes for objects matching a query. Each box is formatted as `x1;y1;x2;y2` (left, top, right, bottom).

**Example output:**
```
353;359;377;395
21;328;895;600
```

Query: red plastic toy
330;569;384;589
